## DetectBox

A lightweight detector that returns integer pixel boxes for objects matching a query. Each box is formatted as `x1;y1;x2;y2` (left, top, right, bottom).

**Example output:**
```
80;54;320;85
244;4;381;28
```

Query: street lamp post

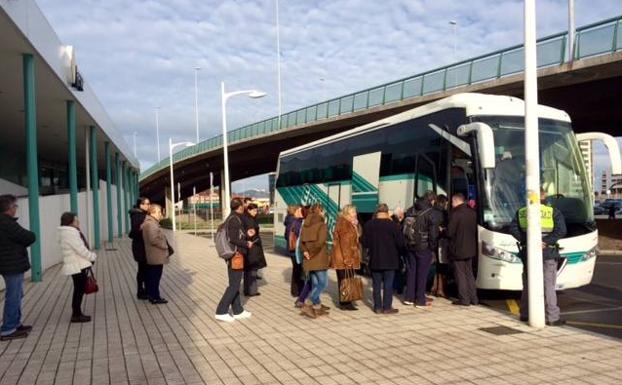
210;171;214;241
568;0;575;61
449;20;457;61
275;0;283;128
194;67;201;144
220;81;266;218
133;131;137;158
155;107;161;162
168;138;194;232
524;0;546;328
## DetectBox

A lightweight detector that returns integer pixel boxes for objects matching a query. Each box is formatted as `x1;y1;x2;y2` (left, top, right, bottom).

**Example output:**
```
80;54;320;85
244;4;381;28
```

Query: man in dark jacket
0;195;36;340
510;190;567;326
447;193;479;306
403;191;439;308
215;198;252;322
129;197;150;299
363;203;405;314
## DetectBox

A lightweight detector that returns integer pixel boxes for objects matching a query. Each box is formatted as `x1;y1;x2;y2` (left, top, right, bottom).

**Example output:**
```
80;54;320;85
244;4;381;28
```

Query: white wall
0;183;122;290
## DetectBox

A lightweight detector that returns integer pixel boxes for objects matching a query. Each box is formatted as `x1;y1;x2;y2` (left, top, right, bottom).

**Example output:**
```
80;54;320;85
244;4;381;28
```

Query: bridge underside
140;53;622;204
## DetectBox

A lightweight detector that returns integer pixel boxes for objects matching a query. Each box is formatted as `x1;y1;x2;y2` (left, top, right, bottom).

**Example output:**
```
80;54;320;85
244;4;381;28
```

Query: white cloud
36;0;622;189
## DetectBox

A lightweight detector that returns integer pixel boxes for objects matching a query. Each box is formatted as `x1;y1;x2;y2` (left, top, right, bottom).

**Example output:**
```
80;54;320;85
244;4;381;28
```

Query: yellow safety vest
518;205;554;234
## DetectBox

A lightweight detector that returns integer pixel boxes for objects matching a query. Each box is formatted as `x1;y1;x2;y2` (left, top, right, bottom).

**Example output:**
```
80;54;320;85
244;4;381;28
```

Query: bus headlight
481;241;521;264
581;248;597;261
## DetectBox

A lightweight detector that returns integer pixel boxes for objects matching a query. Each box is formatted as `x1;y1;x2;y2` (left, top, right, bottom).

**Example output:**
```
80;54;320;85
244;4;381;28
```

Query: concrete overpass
140;15;622;204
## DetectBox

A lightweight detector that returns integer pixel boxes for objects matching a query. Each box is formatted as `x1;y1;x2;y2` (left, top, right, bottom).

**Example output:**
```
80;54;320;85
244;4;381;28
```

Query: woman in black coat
241;203;267;297
129;197;150;300
363;203;405;314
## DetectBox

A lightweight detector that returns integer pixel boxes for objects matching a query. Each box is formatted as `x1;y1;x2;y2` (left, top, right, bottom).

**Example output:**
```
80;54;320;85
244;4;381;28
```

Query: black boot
71;313;91;323
137;290;149;300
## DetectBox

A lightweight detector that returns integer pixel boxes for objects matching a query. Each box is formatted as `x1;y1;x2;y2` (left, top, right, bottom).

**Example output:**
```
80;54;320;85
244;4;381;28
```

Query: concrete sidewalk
0;233;620;385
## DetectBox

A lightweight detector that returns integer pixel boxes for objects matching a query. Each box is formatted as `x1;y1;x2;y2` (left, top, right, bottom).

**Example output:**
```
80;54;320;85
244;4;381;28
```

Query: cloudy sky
37;0;621;190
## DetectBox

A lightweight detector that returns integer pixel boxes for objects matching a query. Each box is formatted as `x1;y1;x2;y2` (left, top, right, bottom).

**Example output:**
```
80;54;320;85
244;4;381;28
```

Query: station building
0;0;139;288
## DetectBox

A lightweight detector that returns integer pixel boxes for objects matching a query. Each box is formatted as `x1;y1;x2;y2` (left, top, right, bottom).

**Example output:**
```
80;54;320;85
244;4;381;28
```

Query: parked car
594;205;606;215
599;199;622;215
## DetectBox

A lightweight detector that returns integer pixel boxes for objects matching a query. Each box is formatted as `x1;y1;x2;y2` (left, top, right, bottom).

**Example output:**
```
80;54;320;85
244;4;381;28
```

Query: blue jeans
371;270;395;311
309;270;328;305
1;273;24;336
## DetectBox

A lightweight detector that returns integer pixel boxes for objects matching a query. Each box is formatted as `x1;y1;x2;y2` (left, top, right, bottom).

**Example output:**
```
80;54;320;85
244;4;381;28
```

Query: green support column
135;172;140;201
105;142;113;243
67;100;78;213
23;53;41;282
122;161;128;234
130;170;135;204
89;126;101;249
135;172;139;202
125;166;131;233
115;152;122;238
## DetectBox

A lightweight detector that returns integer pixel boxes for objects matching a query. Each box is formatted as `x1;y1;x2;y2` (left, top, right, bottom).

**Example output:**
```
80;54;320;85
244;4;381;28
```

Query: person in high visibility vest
509;189;567;326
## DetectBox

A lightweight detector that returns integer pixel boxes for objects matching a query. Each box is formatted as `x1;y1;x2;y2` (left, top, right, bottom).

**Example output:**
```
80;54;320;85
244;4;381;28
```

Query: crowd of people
282;190;480;319
0;185;567;339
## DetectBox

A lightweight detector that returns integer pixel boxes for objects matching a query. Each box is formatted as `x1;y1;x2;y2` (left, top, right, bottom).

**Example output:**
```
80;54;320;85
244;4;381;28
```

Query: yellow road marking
567;320;622;330
506;299;520;315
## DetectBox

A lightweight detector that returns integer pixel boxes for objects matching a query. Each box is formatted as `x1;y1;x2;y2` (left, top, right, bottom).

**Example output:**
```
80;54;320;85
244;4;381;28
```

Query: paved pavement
1;233;621;385
479;255;622;340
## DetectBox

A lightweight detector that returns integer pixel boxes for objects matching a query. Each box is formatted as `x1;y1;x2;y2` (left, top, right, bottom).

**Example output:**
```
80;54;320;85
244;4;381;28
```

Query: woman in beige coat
331;205;362;311
142;204;169;304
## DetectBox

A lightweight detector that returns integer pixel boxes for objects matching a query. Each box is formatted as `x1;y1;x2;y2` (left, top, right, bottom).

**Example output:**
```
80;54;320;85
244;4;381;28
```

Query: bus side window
415;154;437;199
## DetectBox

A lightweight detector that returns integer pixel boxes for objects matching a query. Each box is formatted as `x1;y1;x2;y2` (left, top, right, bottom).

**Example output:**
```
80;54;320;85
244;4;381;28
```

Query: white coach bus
273;93;620;290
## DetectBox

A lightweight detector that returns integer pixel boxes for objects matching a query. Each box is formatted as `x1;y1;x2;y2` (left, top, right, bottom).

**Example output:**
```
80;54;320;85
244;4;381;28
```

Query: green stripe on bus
352;171;377;193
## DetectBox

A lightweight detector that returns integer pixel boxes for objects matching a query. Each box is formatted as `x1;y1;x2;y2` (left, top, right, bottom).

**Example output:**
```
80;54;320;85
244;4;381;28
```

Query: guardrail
141;15;622;181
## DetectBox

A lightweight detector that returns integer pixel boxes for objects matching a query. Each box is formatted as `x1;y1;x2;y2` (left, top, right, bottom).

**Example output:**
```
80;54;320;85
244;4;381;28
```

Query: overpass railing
141;15;622;181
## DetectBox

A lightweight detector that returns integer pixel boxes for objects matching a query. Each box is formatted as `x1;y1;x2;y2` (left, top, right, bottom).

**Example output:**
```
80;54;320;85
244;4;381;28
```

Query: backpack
403;208;431;248
215;215;243;260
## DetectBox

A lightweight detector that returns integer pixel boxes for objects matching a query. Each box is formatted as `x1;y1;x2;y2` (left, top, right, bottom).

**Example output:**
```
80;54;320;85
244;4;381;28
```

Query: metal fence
141;15;622;181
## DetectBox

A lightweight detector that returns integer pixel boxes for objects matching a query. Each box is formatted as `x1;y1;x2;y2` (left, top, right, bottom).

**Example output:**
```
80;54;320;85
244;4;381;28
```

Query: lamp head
248;90;266;99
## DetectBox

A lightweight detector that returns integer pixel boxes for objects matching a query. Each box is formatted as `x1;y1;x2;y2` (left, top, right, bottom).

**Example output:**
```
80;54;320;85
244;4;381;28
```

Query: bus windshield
474;116;594;234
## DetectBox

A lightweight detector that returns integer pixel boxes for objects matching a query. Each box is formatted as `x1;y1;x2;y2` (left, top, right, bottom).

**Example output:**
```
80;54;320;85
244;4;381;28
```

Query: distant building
600;170;622;198
188;189;220;205
578;140;594;190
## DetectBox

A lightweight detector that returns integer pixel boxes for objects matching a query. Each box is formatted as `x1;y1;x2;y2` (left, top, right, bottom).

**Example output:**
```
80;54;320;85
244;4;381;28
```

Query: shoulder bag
84;268;99;295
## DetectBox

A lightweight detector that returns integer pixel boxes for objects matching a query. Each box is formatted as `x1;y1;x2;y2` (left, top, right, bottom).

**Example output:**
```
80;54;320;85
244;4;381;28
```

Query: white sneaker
403;301;414;306
233;310;252;320
215;313;235;323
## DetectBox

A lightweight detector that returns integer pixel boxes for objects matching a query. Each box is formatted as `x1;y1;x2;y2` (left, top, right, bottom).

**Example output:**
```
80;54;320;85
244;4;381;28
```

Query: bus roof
279;93;571;158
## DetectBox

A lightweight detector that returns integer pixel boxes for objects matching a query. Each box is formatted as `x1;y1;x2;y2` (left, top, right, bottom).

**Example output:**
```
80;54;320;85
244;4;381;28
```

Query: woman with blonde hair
331;204;361;311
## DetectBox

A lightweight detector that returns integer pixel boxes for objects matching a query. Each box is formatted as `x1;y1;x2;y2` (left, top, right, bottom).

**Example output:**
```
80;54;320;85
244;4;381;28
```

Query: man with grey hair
0;194;36;341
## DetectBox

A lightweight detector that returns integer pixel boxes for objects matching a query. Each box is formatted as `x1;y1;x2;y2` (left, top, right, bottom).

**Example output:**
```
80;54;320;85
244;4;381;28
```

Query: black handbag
166;240;174;257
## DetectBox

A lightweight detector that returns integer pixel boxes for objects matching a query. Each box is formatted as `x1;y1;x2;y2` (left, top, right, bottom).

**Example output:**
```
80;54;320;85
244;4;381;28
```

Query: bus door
352;152;381;213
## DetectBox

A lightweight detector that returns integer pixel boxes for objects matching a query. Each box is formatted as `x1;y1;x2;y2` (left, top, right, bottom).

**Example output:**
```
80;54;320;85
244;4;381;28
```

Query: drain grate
479;326;524;335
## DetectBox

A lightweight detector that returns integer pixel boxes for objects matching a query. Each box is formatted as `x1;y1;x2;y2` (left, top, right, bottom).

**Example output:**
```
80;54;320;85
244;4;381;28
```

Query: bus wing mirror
576;132;621;175
457;123;496;169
